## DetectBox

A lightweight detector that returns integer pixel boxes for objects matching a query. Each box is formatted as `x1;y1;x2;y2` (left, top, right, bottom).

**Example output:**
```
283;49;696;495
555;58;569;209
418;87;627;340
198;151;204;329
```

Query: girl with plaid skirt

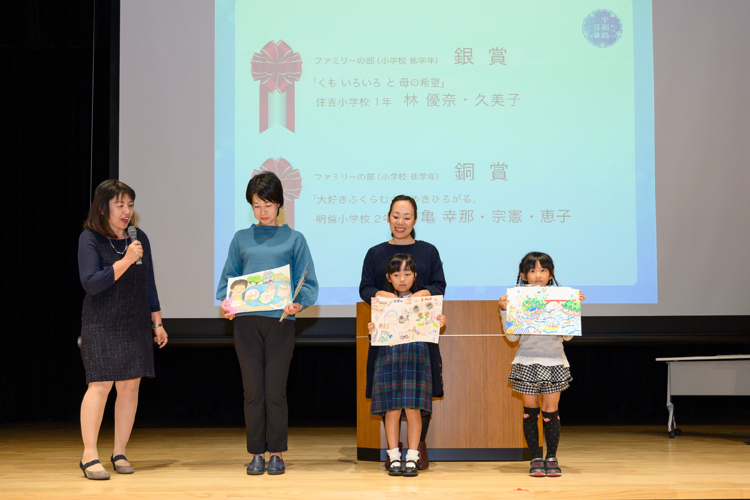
368;254;446;477
498;252;585;478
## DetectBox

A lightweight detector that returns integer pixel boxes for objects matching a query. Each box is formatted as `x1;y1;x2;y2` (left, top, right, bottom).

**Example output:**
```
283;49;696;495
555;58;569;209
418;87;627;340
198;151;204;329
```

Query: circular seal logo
582;10;623;48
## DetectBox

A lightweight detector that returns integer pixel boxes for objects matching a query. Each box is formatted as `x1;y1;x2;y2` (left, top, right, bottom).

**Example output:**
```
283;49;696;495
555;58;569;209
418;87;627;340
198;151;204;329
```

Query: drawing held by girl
498;252;585;478
367;254;446;477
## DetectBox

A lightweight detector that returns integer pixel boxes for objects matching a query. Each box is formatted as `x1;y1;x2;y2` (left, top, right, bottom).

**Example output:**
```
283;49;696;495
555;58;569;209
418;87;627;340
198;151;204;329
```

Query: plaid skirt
370;342;432;416
508;363;572;395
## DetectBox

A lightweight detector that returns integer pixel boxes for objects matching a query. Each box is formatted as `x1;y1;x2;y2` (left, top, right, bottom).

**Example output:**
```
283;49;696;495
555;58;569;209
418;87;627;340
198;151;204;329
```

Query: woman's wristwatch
152;323;163;329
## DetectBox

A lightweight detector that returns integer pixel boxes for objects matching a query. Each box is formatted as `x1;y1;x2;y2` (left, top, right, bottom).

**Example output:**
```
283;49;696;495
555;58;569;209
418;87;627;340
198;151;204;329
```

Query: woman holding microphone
77;180;168;480
217;171;318;476
359;194;446;470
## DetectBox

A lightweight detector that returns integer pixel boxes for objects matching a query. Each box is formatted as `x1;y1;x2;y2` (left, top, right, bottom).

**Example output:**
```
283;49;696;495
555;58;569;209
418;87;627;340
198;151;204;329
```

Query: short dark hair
516;251;560;286
388;195;418;238
246;171;284;214
83;179;136;239
384;253;419;294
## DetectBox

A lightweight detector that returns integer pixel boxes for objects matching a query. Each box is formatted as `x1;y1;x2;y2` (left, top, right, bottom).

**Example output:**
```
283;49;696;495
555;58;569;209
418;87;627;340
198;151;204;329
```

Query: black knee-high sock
420;414;430;442
542;410;561;459
522;407;542;458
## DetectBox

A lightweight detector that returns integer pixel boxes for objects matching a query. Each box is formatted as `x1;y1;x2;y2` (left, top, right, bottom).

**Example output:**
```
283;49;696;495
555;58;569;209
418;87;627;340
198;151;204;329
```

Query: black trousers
233;315;296;454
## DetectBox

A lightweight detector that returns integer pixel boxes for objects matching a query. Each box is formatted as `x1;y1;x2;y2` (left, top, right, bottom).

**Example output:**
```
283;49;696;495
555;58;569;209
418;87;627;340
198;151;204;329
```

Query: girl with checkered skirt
498;252;585;478
368;254;446;477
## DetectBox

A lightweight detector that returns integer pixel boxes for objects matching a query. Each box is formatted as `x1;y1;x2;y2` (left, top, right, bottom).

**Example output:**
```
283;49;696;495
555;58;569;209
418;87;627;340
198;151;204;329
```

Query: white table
655;355;750;437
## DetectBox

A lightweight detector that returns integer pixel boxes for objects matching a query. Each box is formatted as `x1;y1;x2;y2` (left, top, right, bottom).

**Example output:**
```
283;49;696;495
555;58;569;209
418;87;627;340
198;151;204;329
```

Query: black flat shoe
246;455;265;475
267;455;285;475
80;459;110;480
387;459;403;476
403;460;419;477
111;454;134;474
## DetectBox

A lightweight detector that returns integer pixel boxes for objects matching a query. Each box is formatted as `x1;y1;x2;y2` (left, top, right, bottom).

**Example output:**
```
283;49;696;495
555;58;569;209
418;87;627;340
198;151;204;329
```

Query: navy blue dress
78;229;160;384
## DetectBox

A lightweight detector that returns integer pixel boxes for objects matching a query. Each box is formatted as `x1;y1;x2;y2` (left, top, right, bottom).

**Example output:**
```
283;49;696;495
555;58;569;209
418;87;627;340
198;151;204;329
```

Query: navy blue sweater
359;241;446;302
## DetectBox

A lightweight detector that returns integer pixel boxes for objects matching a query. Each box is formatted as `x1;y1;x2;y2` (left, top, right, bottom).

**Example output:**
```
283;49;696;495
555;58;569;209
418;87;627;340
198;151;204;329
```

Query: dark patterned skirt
370;342;432;416
508;363;572;395
80;324;155;384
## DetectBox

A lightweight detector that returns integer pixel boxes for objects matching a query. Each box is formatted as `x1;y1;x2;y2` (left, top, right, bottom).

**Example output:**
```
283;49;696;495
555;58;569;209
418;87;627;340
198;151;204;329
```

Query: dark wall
1;1;115;422
1;1;748;427
131;341;750;427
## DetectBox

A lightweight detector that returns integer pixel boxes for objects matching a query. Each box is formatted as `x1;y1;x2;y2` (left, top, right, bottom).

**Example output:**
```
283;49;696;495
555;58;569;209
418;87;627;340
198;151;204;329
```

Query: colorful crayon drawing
225;265;292;313
505;287;581;336
370;295;443;346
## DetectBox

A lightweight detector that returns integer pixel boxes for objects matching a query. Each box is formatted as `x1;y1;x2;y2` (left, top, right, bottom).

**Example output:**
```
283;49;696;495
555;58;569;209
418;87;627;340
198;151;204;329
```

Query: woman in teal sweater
216;172;318;476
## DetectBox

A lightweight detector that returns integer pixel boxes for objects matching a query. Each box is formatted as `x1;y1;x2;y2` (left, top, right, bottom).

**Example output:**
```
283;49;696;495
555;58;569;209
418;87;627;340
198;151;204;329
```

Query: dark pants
233;315;296;454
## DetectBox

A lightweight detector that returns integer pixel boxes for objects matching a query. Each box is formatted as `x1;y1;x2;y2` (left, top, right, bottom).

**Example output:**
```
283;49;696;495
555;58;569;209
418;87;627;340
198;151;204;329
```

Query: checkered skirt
370;342;432;416
508;363;573;395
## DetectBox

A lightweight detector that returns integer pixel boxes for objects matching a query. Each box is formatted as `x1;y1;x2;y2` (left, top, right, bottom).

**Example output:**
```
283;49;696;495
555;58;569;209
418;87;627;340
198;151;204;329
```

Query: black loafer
267;455;285;475
246;455;265;475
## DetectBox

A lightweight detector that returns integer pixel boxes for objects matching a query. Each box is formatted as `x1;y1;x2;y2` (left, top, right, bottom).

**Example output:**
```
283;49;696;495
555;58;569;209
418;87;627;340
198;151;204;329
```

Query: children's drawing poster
225;265;293;313
506;287;581;336
370;295;443;346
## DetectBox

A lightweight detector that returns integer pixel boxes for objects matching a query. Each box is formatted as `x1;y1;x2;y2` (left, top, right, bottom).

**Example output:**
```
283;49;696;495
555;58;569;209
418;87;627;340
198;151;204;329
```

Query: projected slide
215;0;655;305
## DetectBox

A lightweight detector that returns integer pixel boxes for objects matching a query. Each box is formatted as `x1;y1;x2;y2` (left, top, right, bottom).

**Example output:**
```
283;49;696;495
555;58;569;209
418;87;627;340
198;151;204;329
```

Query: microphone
126;226;142;265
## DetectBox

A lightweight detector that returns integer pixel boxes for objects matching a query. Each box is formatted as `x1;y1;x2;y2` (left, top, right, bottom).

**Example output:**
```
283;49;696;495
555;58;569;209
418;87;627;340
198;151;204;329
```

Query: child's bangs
387;254;416;274
521;252;555;275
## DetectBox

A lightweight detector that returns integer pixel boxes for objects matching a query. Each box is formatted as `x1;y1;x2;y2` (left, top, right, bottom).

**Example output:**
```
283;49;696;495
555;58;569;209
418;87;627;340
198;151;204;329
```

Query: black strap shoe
80;459;110;480
387;459;403;476
111;454;134;474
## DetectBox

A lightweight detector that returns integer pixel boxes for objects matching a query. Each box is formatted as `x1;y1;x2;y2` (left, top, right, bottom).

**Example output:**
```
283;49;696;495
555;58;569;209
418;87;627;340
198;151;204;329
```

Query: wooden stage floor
1;423;748;499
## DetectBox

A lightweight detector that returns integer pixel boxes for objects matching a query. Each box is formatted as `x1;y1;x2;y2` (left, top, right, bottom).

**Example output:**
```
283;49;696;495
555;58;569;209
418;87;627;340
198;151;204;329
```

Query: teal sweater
216;224;319;320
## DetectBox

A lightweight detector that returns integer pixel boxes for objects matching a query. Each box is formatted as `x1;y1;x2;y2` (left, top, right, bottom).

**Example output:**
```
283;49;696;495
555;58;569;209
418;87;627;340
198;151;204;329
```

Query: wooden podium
356;300;533;461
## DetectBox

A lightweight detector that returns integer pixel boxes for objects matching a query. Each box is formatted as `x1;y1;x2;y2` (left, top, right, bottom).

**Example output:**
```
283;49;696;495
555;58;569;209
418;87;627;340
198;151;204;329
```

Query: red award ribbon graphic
253;158;302;228
250;41;302;133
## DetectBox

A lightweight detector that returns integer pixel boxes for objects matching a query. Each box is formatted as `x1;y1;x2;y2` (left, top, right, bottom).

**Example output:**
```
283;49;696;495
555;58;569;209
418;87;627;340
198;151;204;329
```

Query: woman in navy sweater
359;195;446;469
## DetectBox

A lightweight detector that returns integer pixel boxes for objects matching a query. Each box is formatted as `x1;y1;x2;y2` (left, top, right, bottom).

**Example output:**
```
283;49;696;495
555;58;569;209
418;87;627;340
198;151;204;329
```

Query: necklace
108;237;128;255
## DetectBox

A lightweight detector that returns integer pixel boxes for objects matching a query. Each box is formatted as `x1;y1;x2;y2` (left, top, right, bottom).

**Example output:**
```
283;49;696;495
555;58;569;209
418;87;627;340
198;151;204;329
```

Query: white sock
405;449;420;466
387;447;401;463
